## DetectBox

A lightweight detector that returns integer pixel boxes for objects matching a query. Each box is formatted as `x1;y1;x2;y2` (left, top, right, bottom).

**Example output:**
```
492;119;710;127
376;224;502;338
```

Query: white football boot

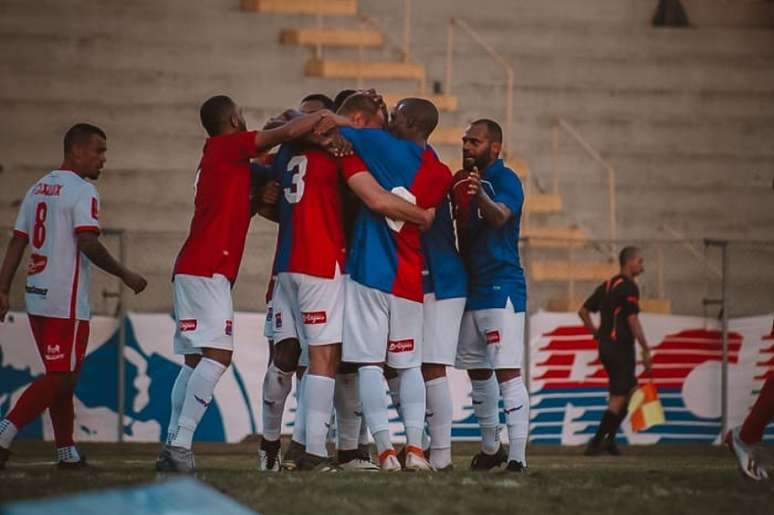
403;446;435;472
725;427;768;481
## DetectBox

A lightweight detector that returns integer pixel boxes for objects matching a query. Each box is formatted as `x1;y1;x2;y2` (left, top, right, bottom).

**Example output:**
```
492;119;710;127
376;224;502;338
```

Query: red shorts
28;315;90;373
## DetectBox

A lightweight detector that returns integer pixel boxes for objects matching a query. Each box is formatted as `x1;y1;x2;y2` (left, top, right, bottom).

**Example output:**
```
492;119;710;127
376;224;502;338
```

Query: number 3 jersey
271;145;347;279
13;170;101;321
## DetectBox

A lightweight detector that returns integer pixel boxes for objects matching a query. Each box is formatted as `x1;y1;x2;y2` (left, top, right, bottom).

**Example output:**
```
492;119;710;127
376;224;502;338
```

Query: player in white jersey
0;124;147;470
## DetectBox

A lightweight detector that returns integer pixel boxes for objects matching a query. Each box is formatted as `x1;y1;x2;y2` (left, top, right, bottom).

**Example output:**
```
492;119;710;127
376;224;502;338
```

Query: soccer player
156;95;351;473
452;119;529;472
579;246;653;456
725;353;773;479
339;97;452;471
0;123;147;469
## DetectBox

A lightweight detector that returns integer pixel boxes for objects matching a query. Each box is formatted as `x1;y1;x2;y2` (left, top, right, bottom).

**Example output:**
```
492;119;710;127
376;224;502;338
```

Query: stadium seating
1;0;773;316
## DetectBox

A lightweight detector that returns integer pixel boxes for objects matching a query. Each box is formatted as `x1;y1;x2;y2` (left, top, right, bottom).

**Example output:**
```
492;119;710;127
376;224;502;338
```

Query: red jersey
173;131;259;283
273;147;347;278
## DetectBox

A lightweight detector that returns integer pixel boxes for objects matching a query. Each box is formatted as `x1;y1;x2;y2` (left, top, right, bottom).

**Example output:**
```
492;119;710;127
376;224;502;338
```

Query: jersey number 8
32;201;48;249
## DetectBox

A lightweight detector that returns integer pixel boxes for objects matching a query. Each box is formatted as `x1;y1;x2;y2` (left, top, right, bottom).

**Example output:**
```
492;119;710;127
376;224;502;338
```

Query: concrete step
382;93;459;112
279;27;383;48
530;259;618;282
522;226;588;248
545;295;672;314
304;58;425;80
524;193;562;214
241;0;357;16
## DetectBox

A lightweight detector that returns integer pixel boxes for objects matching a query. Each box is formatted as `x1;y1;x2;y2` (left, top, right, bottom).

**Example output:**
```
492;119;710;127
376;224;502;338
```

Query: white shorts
172;273;234;355
422;294;466;366
342;278;423;369
455;301;525;370
272;270;345;347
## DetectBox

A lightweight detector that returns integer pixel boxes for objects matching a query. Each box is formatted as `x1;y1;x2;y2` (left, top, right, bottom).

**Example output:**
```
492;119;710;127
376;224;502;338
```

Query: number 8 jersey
13;170;101;321
272;145;347;279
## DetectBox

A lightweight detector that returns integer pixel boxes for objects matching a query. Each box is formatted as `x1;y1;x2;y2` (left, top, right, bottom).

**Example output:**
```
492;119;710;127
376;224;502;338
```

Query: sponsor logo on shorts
27;253;48;276
25;285;48;296
303;311;327;325
45;344;64;360
486;330;501;344
225;320;233;336
179;319;197;332
275;312;282;329
388;339;415;353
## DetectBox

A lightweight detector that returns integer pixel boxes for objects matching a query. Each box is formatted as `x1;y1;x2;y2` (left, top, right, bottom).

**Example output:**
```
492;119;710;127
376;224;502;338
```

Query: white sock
171;358;227;450
471;375;501;455
262;364;294;442
386;375;402;416
292;374;307;445
358;412;370;446
398;367;426;449
56;445;81;463
426;376;452;468
500;376;530;465
0;419;18;449
304;374;335;458
334;373;361;451
166;364;193;444
359;366;392;454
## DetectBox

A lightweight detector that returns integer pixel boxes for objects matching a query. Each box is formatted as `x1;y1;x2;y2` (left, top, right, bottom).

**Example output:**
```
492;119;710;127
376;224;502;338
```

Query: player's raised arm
346;172;435;231
0;233;28;322
253;111;351;155
466;165;513;229
76;232;147;294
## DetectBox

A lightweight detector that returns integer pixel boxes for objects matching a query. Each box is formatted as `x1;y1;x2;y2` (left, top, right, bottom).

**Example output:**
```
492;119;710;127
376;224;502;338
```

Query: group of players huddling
0;88;529;474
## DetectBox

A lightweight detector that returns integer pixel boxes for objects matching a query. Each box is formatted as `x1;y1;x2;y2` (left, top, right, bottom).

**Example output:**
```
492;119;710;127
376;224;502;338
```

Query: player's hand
314;111;352;135
122;270;148;295
467;167;481;197
642;347;653;373
321;132;353;157
419;208;436;232
0;291;9;322
260;181;281;206
263;109;298;130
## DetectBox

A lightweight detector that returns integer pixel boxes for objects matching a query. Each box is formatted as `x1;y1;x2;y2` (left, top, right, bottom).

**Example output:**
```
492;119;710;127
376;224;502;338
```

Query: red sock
50;387;76;448
740;376;774;445
6;374;66;430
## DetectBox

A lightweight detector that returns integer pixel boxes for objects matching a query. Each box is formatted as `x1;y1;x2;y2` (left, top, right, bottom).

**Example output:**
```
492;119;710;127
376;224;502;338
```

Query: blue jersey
421;195;467;300
451;159;526;312
340;128;452;302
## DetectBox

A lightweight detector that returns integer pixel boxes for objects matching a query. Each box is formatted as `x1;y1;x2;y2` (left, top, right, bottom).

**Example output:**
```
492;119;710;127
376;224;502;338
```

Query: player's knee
338;361;359;374
383;365;398;380
467;368;493;381
48;371;79;391
421;363;447;381
201;348;232;368
274;338;301;372
184;354;202;368
495;368;520;383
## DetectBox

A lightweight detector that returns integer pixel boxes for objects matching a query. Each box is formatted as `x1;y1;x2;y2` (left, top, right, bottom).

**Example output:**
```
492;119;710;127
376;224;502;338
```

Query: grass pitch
0;441;772;514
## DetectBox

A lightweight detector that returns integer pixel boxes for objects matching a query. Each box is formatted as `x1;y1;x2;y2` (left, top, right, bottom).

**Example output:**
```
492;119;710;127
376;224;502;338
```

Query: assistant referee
578;246;653;455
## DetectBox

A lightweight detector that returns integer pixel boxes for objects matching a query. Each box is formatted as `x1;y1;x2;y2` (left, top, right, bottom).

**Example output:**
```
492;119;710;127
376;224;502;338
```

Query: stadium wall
1;310;771;445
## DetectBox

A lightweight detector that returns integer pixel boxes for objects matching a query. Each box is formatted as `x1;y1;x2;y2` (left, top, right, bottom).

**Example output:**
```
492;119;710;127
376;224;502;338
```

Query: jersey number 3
32;201;48;249
284;156;308;204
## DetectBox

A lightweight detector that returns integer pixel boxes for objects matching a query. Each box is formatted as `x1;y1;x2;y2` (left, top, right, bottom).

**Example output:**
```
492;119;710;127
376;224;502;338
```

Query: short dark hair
301;93;334;111
619;246;641;267
337;93;380;117
63;123;106;154
471;119;503;144
397;98;439;139
200;95;236;137
333;89;357;112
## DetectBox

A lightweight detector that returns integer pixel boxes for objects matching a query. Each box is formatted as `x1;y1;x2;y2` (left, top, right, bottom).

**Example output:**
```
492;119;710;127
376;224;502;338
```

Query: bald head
389;98;439;142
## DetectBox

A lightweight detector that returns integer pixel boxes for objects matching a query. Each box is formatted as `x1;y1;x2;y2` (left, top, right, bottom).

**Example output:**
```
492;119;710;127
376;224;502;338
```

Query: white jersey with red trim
13;170;101;321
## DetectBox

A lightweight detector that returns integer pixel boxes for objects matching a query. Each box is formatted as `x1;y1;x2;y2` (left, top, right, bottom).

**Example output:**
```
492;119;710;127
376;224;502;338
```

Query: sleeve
492;169;524;217
339;155;369;181
416;163;453;209
73;186;101;235
250;160;274;189
583;283;606;313
620;281;640;317
222;131;260;163
12;194;31;241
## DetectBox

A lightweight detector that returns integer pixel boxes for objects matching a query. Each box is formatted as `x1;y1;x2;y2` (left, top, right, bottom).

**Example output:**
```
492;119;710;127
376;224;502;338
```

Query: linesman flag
628;382;665;432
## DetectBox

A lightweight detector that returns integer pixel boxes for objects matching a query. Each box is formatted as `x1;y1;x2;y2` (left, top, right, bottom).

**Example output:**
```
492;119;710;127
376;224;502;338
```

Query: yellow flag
628;383;665;432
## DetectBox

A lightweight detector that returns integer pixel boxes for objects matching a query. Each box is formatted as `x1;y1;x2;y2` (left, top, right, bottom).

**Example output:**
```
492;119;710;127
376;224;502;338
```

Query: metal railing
445;17;514;159
552;118;618;261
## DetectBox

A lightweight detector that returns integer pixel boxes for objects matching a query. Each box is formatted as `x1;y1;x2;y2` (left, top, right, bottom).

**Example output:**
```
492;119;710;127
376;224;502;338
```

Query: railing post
608;164;617;261
551;121;560;195
445;19;454;95
116;230;127;443
403;0;412;63
315;0;323;60
657;244;665;299
568;243;576;303
505;68;514;161
720;241;729;437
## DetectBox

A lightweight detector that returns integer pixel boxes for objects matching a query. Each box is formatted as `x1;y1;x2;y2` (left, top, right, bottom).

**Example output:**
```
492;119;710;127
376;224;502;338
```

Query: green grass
1;441;772;514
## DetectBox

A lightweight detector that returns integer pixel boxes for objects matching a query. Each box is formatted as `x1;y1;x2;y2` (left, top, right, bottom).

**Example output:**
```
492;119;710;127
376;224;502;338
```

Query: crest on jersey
225;320;233;336
27;253;48;276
